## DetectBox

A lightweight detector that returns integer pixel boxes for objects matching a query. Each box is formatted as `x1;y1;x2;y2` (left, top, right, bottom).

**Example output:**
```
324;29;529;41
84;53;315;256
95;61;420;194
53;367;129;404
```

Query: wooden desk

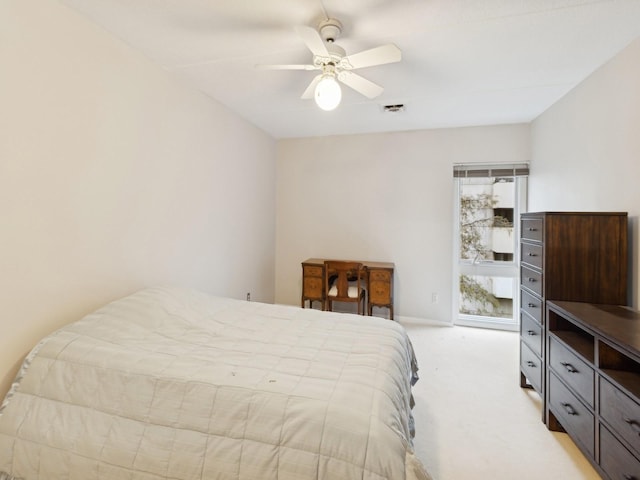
301;258;395;319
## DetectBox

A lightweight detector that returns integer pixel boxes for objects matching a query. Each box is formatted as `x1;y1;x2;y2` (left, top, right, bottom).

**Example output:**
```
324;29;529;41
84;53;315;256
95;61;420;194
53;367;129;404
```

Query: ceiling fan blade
338;71;384;99
301;75;322;99
343;44;402;69
256;64;317;71
295;25;330;58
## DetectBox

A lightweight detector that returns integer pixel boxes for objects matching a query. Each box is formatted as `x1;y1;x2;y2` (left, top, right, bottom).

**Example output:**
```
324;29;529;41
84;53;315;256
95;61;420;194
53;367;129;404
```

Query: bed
0;286;431;480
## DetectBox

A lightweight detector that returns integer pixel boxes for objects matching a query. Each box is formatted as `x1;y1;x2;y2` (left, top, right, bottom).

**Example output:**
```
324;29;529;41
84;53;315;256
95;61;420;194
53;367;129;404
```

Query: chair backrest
324;260;364;300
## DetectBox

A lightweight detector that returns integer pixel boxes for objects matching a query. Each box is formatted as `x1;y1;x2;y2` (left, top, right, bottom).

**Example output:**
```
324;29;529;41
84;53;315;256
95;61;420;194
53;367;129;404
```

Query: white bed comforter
0;286;431;480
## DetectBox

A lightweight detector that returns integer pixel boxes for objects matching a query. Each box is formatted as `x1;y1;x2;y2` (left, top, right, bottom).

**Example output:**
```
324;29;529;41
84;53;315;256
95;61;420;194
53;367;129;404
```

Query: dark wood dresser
519;212;628;423
547;301;640;479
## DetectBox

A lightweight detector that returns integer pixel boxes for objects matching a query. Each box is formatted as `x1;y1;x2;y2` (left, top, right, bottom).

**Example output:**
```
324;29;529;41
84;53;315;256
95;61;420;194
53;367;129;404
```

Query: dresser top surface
522;211;627;217
548;300;640;356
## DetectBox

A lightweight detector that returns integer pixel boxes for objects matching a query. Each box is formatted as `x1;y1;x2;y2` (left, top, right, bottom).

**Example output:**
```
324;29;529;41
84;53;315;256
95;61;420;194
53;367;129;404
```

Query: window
452;164;528;330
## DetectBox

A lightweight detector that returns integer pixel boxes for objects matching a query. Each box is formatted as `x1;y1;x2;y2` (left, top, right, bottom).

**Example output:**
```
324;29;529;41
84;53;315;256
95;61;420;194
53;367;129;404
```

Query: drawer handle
527;303;536;308
526;361;536;368
624;417;640;436
527;252;537;257
561;362;578;373
528;228;537;231
527;277;536;283
527;330;536;336
561;403;577;416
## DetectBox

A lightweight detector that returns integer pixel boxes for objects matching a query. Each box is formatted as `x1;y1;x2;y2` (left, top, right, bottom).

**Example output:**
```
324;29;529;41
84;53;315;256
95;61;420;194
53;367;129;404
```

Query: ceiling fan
258;18;402;111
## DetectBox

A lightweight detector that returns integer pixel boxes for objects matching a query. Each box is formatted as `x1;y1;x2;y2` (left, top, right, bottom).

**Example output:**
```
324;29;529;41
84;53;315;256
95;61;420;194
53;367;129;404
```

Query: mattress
0;286;431;480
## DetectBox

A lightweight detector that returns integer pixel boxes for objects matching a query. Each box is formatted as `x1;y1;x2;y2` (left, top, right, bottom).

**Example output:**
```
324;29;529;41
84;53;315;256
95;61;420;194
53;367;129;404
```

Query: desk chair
324;261;366;315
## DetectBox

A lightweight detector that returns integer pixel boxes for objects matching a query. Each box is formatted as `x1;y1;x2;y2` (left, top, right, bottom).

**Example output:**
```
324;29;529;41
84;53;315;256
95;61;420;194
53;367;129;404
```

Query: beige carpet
402;320;601;480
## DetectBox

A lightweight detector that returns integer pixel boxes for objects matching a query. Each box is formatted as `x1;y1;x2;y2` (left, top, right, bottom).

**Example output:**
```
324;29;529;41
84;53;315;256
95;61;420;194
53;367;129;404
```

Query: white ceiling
59;0;640;139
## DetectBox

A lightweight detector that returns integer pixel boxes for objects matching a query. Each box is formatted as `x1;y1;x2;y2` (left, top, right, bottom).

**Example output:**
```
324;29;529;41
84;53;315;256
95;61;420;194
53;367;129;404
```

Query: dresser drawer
520;288;542;325
521;265;543;297
302;276;323;299
521;242;543;269
601;377;640;457
521;217;543;242
520;312;542;358
303;265;324;278
369;269;391;282
600;425;640;480
520;342;542;394
549;372;594;457
549;336;594;408
369;280;391;305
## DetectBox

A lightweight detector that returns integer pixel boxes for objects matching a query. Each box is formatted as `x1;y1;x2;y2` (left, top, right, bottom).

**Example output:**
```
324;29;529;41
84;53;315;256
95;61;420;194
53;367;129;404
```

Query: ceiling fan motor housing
318;18;342;43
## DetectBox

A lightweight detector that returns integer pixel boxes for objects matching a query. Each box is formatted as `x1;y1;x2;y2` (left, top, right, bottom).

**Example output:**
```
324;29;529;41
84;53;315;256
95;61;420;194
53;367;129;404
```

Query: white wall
531;37;640;306
0;0;276;397
275;125;530;321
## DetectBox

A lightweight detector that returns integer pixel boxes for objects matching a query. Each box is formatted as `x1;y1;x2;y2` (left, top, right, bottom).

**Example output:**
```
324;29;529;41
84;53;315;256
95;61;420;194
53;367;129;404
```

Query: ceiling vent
383;104;405;113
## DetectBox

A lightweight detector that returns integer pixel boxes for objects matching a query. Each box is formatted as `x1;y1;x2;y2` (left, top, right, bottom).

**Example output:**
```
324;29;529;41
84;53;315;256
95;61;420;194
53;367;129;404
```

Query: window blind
453;163;529;178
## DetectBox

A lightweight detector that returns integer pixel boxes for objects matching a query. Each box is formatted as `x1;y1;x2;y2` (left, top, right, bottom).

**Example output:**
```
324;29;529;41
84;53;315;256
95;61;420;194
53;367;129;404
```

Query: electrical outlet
246;292;251;301
431;292;439;303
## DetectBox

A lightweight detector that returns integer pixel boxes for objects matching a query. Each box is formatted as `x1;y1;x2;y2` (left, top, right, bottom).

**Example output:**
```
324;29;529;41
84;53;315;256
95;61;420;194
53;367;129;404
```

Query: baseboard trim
396;315;452;327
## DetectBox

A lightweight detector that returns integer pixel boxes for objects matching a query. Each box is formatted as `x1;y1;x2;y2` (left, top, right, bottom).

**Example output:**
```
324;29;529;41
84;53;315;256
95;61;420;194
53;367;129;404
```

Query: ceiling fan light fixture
314;74;342;111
